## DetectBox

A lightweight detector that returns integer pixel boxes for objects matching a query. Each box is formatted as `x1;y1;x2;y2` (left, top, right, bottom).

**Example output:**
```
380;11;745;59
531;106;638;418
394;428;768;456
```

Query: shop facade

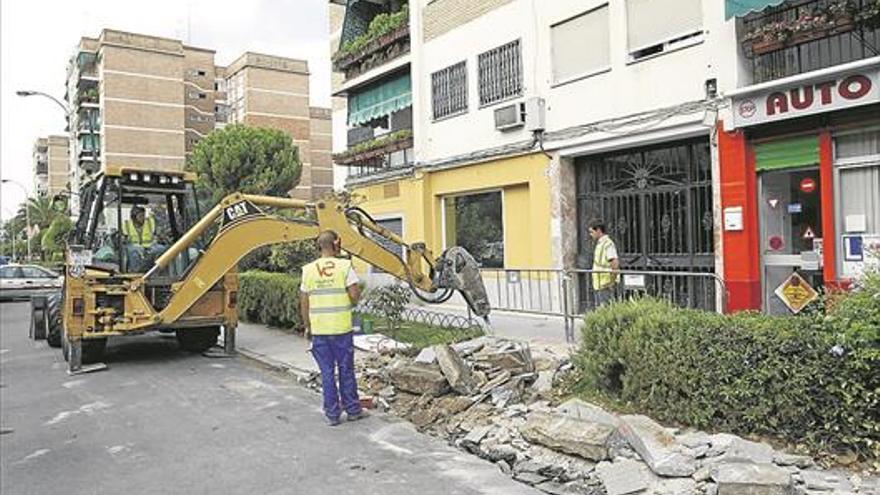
720;60;880;313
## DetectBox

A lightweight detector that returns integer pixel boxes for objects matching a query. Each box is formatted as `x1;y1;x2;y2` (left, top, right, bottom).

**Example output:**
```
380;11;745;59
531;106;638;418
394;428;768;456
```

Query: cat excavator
34;166;491;374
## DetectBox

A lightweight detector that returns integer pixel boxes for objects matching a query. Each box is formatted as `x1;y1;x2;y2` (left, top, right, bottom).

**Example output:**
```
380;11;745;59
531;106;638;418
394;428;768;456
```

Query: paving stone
653;478;698;495
619;415;696;477
414;347;437;364
800;470;853;492
520;412;615;462
451;336;492;357
461;425;492;451
678;431;712;449
773;453;814;469
596;458;650;495
716;437;775;464
388;362;449;397
531;370;555;396
711;462;792;495
556;398;620;428
535;481;569;495
515;471;550;486
434;344;479;395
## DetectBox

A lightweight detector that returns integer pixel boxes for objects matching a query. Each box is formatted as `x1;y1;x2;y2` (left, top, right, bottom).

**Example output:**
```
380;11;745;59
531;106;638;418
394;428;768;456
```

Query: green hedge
574;275;880;459
239;271;303;329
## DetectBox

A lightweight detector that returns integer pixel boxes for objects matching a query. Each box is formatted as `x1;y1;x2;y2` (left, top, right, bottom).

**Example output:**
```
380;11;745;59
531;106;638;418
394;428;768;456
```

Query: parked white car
0;264;63;301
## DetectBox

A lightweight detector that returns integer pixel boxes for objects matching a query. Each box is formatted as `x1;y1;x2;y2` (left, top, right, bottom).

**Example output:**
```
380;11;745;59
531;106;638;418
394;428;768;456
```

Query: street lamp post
1;180;32;262
17;89;91;218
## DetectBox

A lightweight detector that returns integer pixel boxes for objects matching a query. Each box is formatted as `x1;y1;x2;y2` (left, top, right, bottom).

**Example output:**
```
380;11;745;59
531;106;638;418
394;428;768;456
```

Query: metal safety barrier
472;268;727;343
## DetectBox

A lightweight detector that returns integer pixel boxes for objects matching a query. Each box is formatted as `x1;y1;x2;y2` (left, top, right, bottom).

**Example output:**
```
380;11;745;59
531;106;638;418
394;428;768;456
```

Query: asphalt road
0;301;537;495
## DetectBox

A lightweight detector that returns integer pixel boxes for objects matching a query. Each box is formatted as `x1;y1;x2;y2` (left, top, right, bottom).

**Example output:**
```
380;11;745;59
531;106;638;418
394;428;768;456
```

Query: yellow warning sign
774;272;819;314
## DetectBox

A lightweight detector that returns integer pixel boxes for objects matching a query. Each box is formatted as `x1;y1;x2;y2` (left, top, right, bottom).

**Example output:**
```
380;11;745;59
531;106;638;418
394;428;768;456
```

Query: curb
236;346;319;384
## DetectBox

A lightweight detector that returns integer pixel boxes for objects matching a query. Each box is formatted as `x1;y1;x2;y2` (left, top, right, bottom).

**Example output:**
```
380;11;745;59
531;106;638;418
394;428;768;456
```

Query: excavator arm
133;193;490;328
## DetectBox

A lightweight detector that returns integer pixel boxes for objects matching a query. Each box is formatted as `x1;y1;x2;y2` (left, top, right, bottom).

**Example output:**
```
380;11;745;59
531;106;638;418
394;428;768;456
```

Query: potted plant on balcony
857;0;880;29
333;129;413;167
743;0;858;56
332;4;409;74
79;87;99;104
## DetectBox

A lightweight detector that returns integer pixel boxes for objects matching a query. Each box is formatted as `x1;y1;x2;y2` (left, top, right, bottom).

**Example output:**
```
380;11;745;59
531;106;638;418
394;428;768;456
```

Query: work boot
347;411;368;422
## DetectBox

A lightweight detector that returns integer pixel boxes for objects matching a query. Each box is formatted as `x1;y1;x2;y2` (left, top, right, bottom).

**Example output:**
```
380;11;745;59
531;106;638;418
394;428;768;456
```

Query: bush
361;284;411;331
573;275;880;460
239;271;303;329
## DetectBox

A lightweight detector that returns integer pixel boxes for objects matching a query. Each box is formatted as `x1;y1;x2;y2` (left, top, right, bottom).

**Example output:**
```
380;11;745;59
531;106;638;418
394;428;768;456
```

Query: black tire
30;305;46;340
46;292;63;348
61;325;106;364
176;327;220;353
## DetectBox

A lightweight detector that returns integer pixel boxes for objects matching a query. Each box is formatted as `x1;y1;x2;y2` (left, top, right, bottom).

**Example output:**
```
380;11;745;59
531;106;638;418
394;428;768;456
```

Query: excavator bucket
435;247;491;318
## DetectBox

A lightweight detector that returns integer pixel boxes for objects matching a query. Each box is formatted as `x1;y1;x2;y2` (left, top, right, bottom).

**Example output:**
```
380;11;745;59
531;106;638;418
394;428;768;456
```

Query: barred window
431;61;468;120
478;39;523;107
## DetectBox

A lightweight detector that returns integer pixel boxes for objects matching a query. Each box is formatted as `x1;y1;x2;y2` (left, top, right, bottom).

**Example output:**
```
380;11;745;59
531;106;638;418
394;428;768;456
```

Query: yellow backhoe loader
34;166;490;374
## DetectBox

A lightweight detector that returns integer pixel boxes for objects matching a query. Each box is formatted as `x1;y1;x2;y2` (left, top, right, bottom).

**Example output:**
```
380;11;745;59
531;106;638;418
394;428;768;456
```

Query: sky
0;0;332;218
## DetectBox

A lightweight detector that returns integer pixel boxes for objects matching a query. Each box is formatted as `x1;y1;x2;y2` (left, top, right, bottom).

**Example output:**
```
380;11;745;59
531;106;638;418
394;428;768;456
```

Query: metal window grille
431;61;468;120
478;39;523;107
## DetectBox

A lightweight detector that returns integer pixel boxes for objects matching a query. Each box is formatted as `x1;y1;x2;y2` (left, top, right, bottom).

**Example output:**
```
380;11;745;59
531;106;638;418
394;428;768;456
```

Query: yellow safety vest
124;217;155;247
302;257;354;335
592;235;618;290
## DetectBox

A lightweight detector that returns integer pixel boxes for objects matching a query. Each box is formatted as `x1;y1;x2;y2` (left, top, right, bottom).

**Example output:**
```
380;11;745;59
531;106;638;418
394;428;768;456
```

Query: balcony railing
742;0;880;83
332;5;410;79
335;130;414;181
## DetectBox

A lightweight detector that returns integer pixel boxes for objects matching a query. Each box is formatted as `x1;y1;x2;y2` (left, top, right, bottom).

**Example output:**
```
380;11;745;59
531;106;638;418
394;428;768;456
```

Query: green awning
725;0;787;19
348;74;412;126
755;136;819;171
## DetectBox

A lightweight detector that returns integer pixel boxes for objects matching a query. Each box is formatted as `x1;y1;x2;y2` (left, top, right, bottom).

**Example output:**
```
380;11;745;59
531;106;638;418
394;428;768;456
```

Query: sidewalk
236;320;318;374
236;307;579;376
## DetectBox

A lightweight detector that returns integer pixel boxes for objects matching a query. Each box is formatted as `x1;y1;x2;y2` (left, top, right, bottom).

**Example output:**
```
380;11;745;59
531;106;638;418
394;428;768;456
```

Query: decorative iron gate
575;138;716;311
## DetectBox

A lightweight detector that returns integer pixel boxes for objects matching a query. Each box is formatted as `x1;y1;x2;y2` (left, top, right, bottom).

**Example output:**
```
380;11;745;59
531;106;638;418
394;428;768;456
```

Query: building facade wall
46;136;70;196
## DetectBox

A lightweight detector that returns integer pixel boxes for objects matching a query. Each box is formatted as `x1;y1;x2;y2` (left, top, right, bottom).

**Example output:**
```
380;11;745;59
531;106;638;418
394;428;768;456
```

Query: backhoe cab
41;166;491;374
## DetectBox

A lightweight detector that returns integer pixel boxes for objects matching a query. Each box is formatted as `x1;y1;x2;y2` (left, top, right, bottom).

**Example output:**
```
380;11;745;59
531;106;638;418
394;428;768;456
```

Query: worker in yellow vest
300;230;365;426
123;206;164;272
589;219;620;307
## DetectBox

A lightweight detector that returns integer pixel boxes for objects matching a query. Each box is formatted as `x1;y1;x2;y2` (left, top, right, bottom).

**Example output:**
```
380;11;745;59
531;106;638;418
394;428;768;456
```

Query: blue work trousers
311;332;361;420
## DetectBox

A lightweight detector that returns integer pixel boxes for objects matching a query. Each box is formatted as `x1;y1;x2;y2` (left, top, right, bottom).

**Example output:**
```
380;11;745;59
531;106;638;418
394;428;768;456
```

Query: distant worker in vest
300;230;365;426
589;219;620;307
123;205;164;272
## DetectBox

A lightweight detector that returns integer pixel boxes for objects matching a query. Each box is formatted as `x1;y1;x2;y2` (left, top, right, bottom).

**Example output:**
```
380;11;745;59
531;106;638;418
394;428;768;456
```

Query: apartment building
65;29;332;214
331;0;880;315
718;0;880;314
33;136;69;198
328;0;718;308
224;52;333;199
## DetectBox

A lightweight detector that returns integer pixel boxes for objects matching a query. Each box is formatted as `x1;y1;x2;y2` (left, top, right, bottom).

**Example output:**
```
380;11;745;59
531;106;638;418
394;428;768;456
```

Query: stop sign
800;177;817;193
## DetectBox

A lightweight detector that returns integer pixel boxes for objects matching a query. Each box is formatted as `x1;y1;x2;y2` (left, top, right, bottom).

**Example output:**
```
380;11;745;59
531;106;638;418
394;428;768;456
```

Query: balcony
334;129;413;179
742;0;880;84
36;163;48;175
332;4;409;80
78;87;100;106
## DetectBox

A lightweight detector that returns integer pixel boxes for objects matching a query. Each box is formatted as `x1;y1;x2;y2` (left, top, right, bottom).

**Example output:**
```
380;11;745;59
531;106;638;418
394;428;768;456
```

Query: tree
188;125;302;203
41;215;74;261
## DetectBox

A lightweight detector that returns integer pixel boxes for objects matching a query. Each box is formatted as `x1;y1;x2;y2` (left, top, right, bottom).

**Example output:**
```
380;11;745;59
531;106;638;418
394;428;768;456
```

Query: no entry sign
800;177;817;193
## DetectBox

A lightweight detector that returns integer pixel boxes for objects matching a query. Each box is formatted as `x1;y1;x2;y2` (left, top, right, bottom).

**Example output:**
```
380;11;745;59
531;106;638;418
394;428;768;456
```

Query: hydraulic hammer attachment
434;246;492;319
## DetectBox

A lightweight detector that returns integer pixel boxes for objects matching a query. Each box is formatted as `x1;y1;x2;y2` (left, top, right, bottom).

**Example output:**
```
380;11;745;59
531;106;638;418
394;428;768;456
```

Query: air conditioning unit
493;97;546;132
494;103;524;131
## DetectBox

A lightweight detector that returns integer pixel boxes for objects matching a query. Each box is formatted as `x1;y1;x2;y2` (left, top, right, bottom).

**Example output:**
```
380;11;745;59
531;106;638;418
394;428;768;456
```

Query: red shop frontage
719;60;880;314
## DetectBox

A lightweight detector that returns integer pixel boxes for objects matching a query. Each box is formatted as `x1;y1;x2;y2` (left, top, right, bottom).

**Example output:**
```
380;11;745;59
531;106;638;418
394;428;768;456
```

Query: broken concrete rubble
347;335;864;495
619;415;696;477
556;398;620;428
434;344;479;395
520;412;615;461
596;458;650;495
387;362;449;396
711;462;792;495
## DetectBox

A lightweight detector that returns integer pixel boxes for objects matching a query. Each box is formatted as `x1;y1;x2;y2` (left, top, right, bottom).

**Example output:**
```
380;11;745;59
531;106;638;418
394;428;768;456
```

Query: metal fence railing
471;268;727;343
